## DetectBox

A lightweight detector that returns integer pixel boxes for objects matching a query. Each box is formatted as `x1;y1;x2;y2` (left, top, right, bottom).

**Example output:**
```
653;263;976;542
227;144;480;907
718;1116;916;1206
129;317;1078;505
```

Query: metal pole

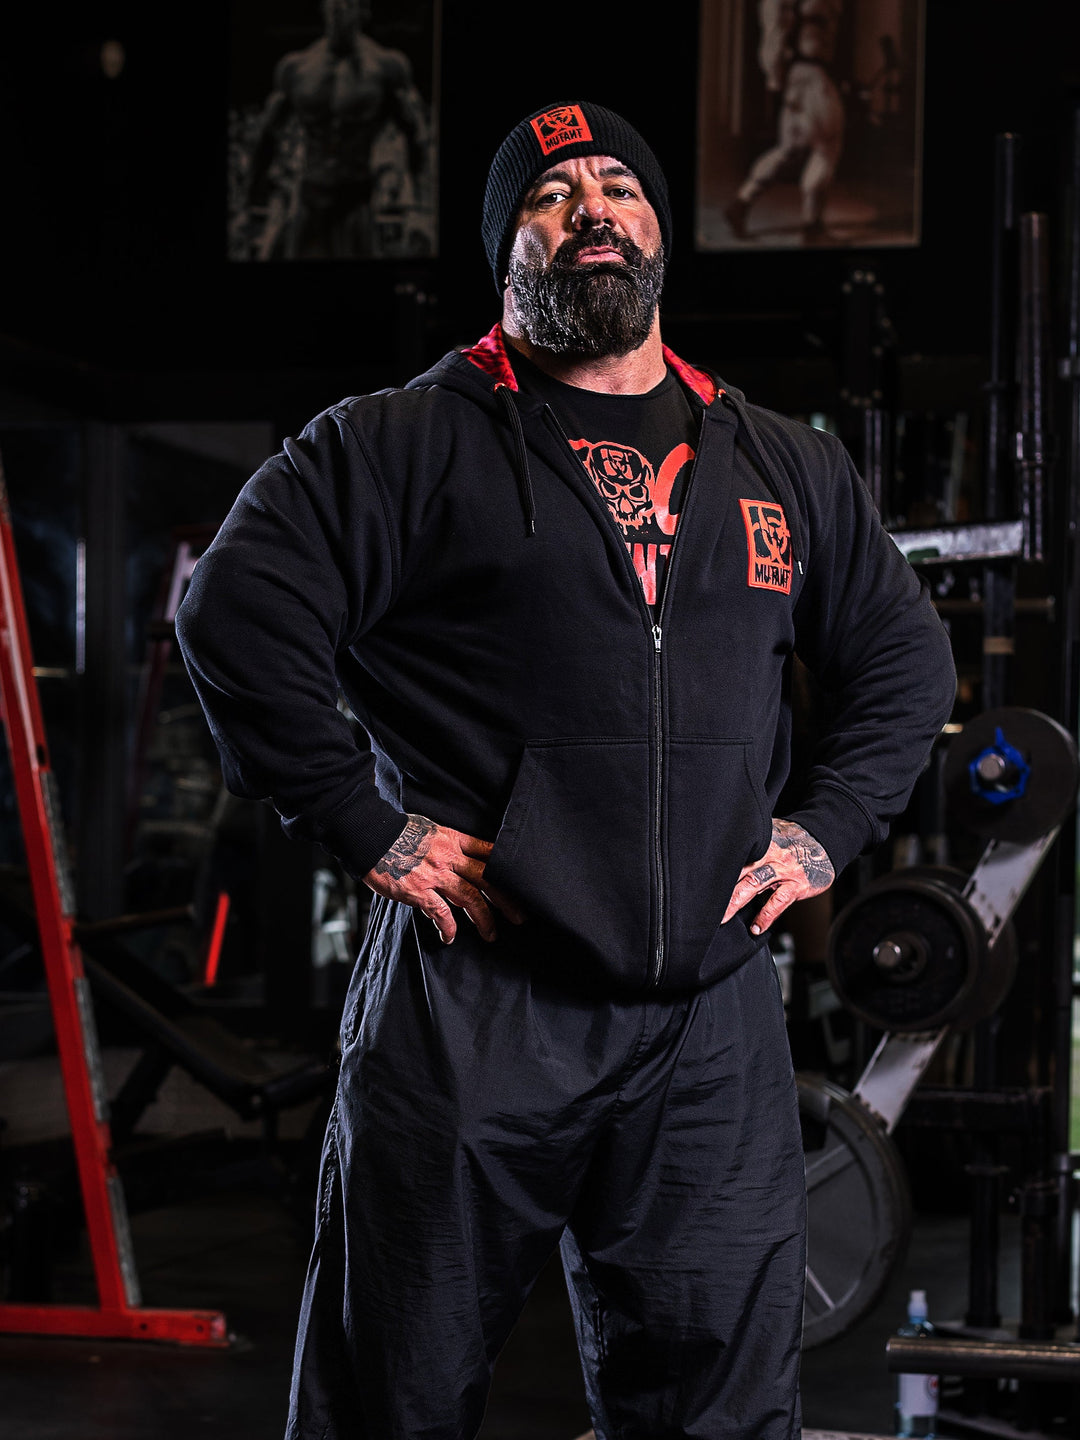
981;134;1020;711
1058;102;1080;1334
838;268;894;515
1013;207;1063;1338
985;135;1021;523
79;424;127;921
966;1012;1004;1329
1015;212;1053;563
1016;1088;1058;1340
887;1334;1080;1382
967;135;1021;1332
862;406;888;516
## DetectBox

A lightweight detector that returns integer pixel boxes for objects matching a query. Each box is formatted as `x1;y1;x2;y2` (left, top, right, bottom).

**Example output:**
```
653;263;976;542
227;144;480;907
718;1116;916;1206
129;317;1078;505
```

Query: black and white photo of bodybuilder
228;0;438;261
697;0;923;250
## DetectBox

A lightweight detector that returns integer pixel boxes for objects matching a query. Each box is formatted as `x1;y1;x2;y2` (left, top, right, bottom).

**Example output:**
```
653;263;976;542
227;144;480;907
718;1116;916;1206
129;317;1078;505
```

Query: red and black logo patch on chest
739;499;792;594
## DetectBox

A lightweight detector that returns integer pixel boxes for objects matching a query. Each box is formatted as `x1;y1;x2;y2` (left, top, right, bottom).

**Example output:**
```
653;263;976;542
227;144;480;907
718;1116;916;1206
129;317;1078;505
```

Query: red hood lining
460;323;720;406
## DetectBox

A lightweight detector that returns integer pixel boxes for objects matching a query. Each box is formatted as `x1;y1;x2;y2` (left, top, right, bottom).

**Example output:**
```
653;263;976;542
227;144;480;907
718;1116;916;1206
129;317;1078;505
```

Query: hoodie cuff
782;785;877;879
312;791;410;880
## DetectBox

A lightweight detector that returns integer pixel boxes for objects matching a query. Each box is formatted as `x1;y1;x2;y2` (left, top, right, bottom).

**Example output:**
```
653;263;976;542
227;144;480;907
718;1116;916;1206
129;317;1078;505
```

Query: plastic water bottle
895;1290;938;1438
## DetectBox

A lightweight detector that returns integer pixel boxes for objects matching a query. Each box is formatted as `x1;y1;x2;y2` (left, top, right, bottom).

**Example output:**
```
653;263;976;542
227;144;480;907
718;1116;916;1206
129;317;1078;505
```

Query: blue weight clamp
968;726;1031;806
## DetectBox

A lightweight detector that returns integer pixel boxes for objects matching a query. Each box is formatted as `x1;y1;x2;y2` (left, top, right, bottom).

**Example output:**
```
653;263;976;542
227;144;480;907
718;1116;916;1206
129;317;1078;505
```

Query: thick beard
508;228;666;360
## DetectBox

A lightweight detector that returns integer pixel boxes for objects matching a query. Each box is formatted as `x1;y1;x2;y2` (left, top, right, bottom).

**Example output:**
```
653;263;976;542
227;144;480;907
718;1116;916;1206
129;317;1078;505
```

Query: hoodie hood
408;324;806;566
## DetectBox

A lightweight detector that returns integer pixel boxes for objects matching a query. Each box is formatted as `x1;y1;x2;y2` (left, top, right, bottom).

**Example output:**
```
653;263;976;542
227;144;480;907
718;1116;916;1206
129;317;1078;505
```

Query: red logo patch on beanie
530;105;593;156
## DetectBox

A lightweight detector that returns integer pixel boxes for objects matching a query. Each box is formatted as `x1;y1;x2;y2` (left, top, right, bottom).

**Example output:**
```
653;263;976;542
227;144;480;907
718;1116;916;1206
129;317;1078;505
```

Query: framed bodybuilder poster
696;0;924;251
228;0;440;261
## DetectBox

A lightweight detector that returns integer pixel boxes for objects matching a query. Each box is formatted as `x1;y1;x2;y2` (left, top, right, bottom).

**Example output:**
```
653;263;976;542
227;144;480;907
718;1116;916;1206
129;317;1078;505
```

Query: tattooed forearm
771;820;834;890
374;814;437;880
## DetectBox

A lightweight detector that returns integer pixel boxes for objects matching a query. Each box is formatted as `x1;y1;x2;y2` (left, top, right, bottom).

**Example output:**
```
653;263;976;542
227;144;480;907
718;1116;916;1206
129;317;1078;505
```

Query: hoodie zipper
541;401;710;989
646;431;705;986
650;618;665;986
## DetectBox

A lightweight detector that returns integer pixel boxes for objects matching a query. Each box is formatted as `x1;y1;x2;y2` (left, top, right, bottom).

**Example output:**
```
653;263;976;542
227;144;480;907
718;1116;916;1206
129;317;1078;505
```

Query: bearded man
177;101;955;1440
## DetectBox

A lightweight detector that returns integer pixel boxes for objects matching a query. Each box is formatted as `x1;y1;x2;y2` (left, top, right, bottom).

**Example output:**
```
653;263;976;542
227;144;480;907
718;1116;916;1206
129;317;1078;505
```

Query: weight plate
943;707;1080;843
827;873;986;1032
899;865;1019;1027
799;1075;911;1348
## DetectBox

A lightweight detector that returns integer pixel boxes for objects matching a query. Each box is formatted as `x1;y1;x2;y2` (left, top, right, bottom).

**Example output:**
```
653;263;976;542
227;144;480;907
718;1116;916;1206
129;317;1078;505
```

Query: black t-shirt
511;351;699;613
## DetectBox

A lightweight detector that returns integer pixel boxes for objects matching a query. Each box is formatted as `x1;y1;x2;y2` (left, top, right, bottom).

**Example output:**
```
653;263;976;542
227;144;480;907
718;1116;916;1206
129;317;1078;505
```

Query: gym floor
0;1046;1024;1440
0;1182;1006;1440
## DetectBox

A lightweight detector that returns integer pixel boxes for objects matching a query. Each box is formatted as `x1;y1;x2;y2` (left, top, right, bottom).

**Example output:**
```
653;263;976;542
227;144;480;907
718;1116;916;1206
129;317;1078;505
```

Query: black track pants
285;899;806;1440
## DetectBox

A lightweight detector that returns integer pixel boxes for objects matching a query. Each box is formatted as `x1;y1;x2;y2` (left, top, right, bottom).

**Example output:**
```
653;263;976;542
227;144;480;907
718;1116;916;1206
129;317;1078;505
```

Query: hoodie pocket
663;737;773;985
483;738;653;982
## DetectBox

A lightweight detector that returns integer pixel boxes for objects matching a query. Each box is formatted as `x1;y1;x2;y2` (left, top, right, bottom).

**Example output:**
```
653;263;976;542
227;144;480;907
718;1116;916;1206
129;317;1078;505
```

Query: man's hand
721;819;835;936
363;814;524;945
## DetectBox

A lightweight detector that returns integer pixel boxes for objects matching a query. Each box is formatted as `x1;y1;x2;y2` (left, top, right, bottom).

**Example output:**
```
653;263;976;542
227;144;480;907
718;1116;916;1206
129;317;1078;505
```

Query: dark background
1;1;1079;435
227;0;439;107
0;15;1076;1432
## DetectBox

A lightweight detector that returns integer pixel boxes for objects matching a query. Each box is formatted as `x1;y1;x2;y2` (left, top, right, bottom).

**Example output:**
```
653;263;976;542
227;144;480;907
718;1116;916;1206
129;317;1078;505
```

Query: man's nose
572;190;616;230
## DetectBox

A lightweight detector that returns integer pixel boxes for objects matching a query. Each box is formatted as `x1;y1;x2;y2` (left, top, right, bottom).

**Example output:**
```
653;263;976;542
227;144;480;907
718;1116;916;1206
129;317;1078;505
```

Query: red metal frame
202;891;231;988
0;461;228;1346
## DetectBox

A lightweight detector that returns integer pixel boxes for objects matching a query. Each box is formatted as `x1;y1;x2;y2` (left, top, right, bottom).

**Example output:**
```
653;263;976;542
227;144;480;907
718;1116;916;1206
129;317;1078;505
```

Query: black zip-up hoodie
176;326;956;993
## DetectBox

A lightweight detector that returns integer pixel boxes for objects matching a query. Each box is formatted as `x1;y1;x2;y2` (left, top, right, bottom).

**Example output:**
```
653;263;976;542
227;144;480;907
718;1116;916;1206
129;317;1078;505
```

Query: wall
0;1;1078;433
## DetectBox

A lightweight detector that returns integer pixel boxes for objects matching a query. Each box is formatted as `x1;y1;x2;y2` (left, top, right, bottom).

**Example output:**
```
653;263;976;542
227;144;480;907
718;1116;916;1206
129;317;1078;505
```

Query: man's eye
607;186;635;199
536;190;568;206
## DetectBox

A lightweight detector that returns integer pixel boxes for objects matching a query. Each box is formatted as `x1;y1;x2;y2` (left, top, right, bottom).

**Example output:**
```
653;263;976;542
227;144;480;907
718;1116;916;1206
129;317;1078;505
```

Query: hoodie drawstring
494;383;537;537
494;370;804;565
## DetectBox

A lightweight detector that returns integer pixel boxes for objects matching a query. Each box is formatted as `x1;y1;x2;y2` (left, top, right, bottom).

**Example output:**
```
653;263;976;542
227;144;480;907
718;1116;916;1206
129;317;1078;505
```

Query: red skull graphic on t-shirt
580;442;655;530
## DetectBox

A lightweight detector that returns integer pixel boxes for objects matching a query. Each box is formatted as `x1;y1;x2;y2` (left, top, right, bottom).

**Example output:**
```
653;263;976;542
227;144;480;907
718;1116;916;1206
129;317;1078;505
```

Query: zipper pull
652;623;663;652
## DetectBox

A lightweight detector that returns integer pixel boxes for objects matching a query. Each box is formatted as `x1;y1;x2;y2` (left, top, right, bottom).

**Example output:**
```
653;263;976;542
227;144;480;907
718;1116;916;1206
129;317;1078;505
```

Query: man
177;101;955;1439
236;0;431;260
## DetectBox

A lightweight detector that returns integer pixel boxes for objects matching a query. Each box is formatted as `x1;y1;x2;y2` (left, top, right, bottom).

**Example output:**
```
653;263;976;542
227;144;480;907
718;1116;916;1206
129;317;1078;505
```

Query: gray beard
508;238;666;360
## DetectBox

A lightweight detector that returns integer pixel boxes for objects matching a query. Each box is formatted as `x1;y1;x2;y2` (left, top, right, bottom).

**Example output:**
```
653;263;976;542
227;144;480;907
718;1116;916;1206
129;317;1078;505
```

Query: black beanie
482;101;672;292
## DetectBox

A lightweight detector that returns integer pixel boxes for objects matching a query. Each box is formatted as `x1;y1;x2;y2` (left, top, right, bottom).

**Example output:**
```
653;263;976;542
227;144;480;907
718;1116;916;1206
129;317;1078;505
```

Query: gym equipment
0;869;333;1148
0;456;229;1345
885;121;1080;1439
828;710;1077;1035
943;707;1079;845
827;866;1017;1034
127;525;215;848
888;518;1023;566
799;1074;912;1349
886;1334;1080;1383
804;706;1078;1352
